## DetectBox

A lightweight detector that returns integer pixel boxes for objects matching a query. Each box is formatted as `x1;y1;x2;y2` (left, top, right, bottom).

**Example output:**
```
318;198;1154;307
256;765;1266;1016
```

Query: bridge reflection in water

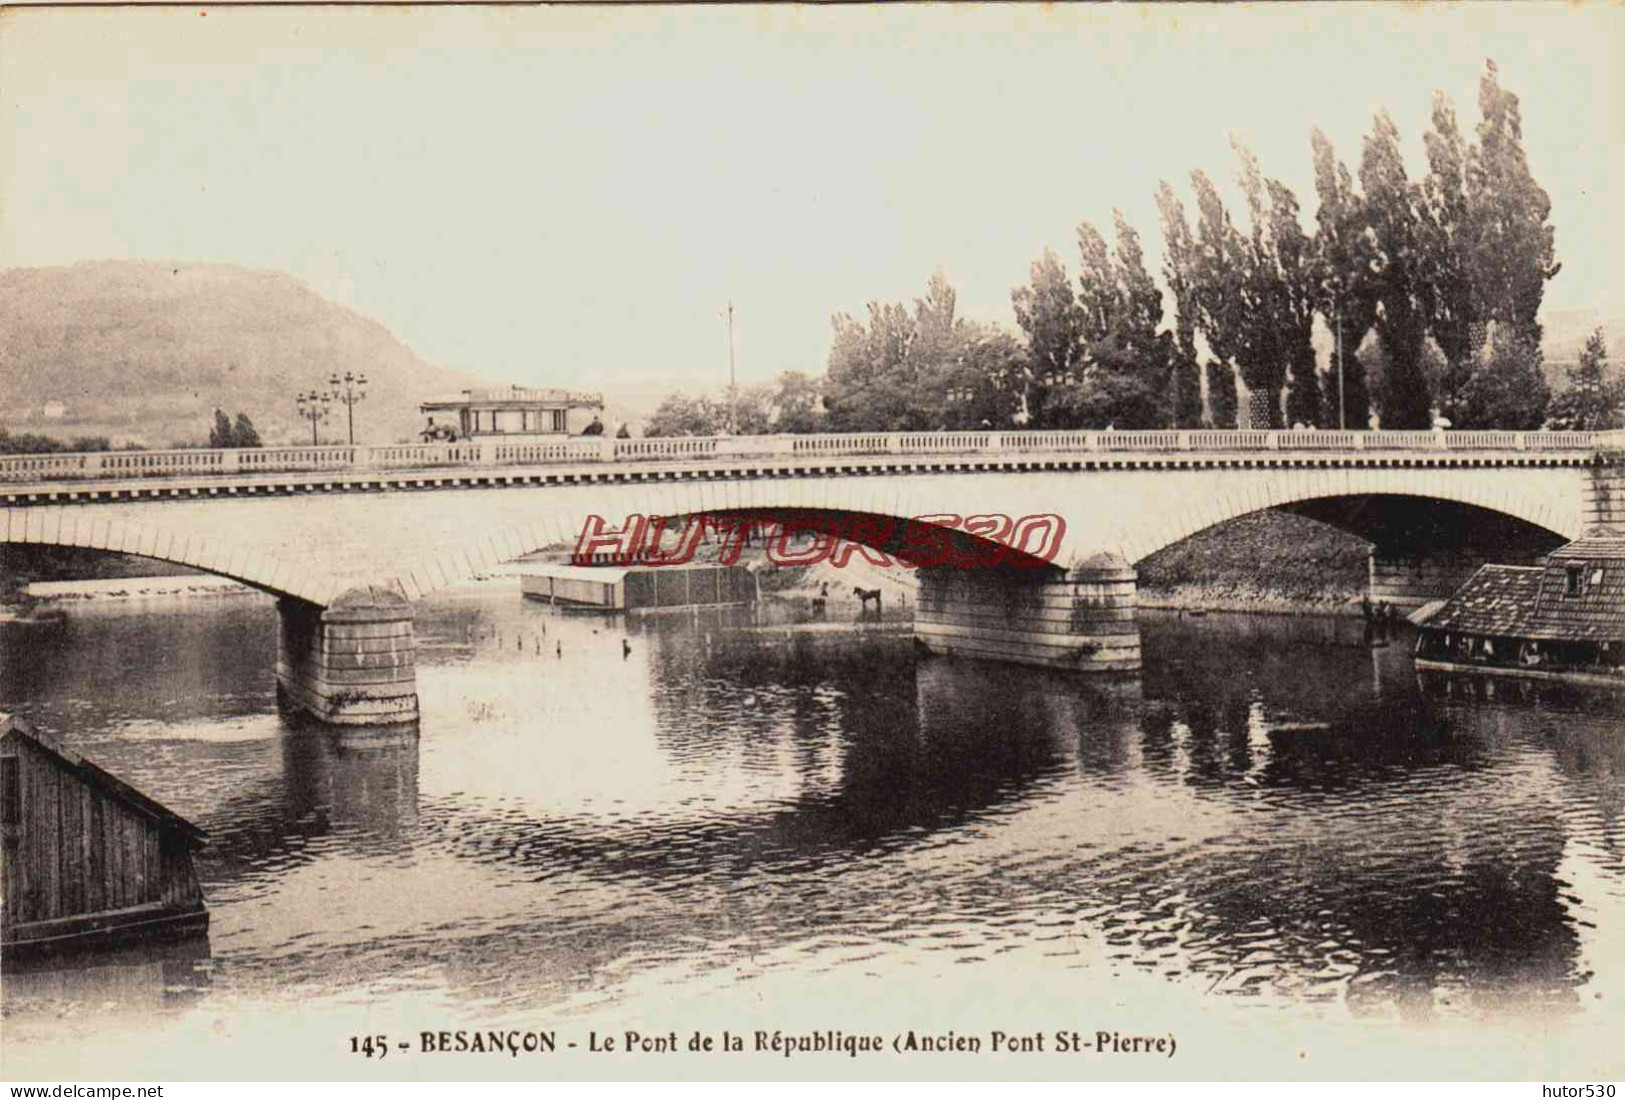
0;589;1619;1040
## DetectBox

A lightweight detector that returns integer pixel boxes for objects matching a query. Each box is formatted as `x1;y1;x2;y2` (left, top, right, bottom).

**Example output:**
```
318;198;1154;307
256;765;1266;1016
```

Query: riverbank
19;576;258;603
1139;586;1364;617
1137;510;1370;616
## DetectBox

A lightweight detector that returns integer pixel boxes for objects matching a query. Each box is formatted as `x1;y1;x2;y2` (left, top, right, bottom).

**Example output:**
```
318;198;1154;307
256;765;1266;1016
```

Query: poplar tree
1309;129;1375;429
1358;111;1433;428
1466;60;1559;344
1154;182;1205;428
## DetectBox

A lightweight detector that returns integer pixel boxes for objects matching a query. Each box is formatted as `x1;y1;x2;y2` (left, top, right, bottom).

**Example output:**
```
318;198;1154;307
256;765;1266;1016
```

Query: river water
2;588;1621;1079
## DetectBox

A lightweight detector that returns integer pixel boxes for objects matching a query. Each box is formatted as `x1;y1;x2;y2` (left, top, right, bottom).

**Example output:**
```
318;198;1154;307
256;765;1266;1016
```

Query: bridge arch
1112;465;1580;566
392;505;1059;602
1;506;340;605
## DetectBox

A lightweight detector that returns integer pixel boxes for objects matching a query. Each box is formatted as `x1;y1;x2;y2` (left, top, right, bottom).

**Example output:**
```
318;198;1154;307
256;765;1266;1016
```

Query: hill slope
0;261;490;447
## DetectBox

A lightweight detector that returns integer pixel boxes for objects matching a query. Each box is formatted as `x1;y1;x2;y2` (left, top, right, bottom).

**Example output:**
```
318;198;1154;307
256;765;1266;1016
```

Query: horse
854;587;883;615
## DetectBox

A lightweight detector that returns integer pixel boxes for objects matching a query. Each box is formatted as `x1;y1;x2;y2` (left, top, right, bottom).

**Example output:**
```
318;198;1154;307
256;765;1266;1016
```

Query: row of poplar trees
821;61;1561;433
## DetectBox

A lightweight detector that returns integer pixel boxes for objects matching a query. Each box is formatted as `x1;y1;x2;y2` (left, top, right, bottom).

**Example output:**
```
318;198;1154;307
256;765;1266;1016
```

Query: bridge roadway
4;429;1621;726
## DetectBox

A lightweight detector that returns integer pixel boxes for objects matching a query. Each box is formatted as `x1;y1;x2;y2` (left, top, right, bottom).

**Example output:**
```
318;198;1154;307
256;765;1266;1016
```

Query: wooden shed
521;562;759;613
1414;536;1625;687
1;713;209;955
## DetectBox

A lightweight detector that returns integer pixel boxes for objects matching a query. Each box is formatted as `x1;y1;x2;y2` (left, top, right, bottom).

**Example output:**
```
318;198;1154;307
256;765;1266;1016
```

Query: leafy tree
1547;328;1623;431
1309;129;1375;430
1454;322;1550;430
902;270;973;428
644;393;724;437
1188;171;1247;397
1228;142;1289;427
1359;111;1433;429
1050;327;1170;429
1263;177;1323;428
823;270;1019;432
1420;64;1560;429
719;384;773;435
946;328;1025;429
771;371;824;433
1073;222;1117;344
1011;248;1085;428
0;430;116;454
1419;91;1476;419
1355;330;1393;422
823;301;918;431
1466;60;1559;343
1206;361;1239;429
209;408;235;448
1104;210;1175;426
1154;182;1204;428
232;413;262;448
1053;212;1174;429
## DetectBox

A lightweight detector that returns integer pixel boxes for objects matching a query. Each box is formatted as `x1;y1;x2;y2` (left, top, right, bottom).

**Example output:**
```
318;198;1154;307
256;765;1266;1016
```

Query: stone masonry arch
1;506;339;605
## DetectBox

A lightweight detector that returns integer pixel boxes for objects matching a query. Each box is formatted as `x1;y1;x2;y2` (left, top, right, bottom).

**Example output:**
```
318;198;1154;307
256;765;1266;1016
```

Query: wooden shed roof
1533;537;1625;639
1424;537;1625;643
0;713;208;846
1425;565;1548;637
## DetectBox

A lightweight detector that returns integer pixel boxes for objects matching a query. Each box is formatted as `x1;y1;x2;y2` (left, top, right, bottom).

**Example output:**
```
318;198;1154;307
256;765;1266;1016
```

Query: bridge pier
275;587;419;728
1366;548;1495;611
1585;458;1624;535
914;553;1141;673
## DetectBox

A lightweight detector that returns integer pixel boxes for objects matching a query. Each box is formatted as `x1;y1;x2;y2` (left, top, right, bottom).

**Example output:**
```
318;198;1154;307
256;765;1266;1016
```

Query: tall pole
726;302;737;433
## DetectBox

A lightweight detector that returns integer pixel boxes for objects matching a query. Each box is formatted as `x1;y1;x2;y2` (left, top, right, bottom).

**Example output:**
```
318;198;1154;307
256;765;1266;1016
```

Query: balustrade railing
0;429;1613;485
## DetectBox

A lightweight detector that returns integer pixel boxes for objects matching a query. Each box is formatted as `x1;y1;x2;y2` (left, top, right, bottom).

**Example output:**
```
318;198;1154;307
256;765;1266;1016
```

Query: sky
3;3;1621;406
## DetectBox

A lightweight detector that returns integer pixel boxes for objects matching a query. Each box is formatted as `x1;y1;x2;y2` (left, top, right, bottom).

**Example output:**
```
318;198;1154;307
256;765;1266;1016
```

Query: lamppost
719;303;737;434
329;371;369;445
295;388;332;446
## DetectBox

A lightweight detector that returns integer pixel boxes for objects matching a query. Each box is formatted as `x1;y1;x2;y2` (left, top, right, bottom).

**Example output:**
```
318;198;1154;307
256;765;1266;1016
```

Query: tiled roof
1426;539;1625;643
1546;537;1625;561
1531;537;1625;638
1426;565;1548;637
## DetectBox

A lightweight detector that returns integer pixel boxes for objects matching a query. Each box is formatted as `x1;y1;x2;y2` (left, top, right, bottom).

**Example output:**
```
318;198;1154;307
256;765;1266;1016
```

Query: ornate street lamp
329;371;369;445
295;388;332;446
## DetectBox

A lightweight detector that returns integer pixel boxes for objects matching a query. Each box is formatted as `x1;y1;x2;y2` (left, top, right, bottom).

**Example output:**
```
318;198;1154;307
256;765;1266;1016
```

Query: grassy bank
1136;510;1371;613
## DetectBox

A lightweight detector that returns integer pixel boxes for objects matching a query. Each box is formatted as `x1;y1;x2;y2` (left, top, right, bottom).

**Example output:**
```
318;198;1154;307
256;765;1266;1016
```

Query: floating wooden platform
1414;658;1625;690
521;562;758;613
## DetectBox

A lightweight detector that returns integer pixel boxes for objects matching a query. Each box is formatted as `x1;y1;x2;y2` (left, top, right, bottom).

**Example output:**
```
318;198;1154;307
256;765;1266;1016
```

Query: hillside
0;261;492;447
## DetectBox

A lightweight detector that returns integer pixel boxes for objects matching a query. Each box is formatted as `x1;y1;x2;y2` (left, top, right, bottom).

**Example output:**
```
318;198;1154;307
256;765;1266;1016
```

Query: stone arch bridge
4;429;1620;725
